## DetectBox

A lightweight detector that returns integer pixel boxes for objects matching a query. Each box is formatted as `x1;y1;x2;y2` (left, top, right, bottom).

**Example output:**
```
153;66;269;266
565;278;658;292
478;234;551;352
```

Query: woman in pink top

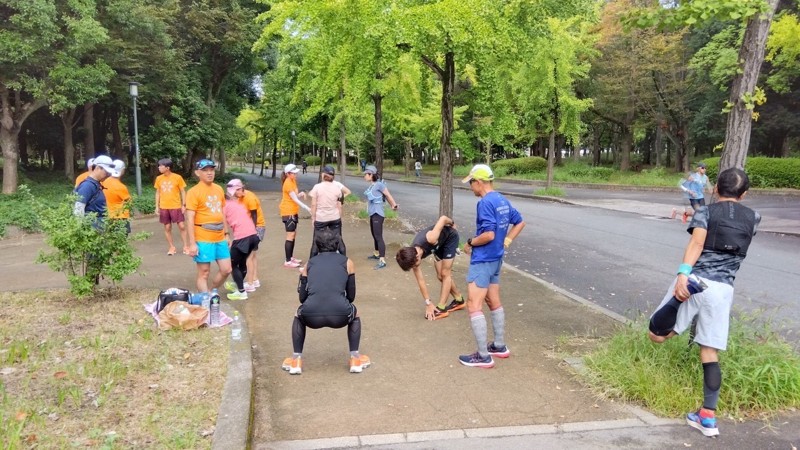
308;165;351;258
223;185;259;300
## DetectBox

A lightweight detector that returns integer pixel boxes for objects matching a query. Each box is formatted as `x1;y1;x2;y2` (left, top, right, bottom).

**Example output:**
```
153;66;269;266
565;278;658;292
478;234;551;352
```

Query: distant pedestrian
184;159;232;294
414;160;422;177
104;159;132;234
396;215;464;321
154;158;188;255
673;162;711;223
279;163;311;268
308;165;351;258
281;228;370;375
459;164;525;368
648;168;760;438
302;160;308;174
362;165;398;270
222;185;259;301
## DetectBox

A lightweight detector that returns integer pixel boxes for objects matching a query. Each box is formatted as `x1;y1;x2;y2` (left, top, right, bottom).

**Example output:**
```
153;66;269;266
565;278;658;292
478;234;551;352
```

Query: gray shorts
651;276;733;350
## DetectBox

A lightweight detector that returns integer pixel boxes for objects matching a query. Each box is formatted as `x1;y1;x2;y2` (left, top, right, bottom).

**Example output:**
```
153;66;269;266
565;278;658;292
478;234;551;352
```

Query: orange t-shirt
279;177;299;216
103;177;132;219
74;171;90;188
239;190;265;227
186;182;226;243
154;173;187;209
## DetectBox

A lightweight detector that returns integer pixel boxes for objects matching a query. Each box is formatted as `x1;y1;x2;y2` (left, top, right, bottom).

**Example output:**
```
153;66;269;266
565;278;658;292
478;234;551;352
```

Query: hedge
491;157;547;175
701;157;800;189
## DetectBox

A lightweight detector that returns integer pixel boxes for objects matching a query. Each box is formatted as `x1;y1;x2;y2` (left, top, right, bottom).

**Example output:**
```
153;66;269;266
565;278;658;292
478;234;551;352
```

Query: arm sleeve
73;202;86;216
345;274;356;302
298;275;308;303
289;191;311;212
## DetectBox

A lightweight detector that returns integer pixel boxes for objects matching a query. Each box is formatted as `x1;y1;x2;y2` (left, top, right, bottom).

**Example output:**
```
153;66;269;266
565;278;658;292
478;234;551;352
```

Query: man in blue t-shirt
459;164;525;368
73;154;118;225
676;162;711;223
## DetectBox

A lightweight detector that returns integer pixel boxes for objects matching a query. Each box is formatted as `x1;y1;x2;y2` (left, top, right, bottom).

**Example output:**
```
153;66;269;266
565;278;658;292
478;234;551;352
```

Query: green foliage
304;155;322;166
563;162;614;181
625;0;766;30
279;156;292;165
131;191;156;216
534;187;565;197
702;157;800;189
491;157;548;175
0;185;41;237
766;13;800;94
36;195;146;297
583;318;800;418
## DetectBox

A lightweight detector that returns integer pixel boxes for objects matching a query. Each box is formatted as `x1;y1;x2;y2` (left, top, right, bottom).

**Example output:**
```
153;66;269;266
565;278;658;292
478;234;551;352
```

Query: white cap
86;158;95;169
93;155;119;177
284;163;300;174
112;159;126;178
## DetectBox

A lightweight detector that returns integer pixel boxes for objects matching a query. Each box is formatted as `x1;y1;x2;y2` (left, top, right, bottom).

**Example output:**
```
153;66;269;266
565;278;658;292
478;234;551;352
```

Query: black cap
322;165;335;175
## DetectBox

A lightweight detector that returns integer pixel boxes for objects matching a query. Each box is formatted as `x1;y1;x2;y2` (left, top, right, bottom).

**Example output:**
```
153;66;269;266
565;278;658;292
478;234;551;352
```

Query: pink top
309;181;344;222
224;201;257;240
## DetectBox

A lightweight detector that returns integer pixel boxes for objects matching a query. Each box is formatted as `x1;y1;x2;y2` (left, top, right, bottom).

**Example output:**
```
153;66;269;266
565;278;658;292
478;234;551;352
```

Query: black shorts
433;228;460;261
297;303;357;329
232;234;260;254
282;215;299;232
690;198;706;210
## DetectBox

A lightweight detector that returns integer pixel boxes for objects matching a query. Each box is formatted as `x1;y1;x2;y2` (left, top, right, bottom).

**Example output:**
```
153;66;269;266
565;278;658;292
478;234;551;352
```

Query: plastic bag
158;301;209;331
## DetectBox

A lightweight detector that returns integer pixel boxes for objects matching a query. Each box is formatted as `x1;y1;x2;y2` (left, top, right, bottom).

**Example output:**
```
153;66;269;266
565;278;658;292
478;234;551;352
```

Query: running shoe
349;354;371;373
686;409;719;437
243;282;257;293
252;279;261;288
224;280;237;293
458;352;494;368
290;257;302;264
282;357;302;375
445;299;466;312
430;308;449;320
227;290;248;301
487;342;510;358
167;247;176;256
284;260;301;268
682;212;689;223
374;261;387;270
366;254;380;260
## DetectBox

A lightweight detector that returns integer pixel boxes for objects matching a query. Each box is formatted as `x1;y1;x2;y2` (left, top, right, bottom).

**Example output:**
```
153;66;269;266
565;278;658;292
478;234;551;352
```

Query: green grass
582;316;800;418
356;207;398;220
534;187;565;197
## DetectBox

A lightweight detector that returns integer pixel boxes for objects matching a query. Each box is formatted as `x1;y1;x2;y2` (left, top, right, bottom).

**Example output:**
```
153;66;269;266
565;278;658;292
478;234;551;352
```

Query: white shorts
651;276;733;350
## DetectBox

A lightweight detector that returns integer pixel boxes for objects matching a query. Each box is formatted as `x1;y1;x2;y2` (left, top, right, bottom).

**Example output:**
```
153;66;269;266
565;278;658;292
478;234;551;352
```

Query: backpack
156;288;192;313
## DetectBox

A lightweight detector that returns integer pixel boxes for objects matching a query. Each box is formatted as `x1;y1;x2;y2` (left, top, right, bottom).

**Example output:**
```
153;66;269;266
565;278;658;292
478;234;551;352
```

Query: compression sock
491;306;506;348
347;317;362;353
285;240;295;262
702;362;721;410
470;312;489;356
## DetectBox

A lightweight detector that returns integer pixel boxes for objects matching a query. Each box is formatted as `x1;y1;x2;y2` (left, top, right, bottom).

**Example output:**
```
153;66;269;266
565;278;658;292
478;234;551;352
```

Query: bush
305;155;322;166
279;156;292;165
492;157;547;175
564;164;614;181
701;157;800;189
0;185;41;237
36;195;146;297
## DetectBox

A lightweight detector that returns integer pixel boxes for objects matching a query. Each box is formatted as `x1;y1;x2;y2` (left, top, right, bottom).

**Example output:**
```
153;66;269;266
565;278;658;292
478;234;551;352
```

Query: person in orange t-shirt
74;157;96;187
185;159;232;294
154;158;188;255
278;164;311;268
103;159;132;234
227;178;265;291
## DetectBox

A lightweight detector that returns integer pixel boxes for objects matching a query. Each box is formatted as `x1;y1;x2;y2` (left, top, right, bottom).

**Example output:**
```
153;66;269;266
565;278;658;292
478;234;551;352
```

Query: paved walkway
4;172;799;449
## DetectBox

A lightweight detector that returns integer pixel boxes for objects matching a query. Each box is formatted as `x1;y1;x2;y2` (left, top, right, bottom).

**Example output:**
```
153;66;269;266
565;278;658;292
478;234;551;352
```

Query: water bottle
210;293;221;327
231;311;242;341
201;293;211;311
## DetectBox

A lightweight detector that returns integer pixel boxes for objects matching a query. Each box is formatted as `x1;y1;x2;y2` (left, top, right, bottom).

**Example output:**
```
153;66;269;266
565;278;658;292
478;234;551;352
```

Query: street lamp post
129;82;142;196
291;129;296;164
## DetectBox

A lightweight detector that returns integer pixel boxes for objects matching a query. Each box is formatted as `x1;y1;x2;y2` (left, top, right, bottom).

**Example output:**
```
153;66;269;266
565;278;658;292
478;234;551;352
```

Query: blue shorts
194;241;230;264
466;260;503;288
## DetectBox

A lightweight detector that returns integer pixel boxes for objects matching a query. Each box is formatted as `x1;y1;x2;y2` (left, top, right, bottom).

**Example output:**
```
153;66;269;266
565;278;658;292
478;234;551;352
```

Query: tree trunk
109;104;123;158
84;102;95;158
404;137;412;178
592;127;601;167
546;129;555;189
373;93;384;175
619;124;632;171
654;124;663;167
0;88;46;194
437;51;455;218
339;115;346;182
720;0;779;171
61;108;78;181
271;128;278;178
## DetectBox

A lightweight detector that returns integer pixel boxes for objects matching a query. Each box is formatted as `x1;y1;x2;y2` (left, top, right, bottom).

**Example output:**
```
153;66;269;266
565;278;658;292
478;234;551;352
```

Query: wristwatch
467;238;473;246
424;299;432;305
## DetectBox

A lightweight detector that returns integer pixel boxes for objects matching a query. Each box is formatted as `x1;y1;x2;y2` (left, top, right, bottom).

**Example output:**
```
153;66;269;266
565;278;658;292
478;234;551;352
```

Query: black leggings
369;214;385;257
230;243;252;291
292;312;361;353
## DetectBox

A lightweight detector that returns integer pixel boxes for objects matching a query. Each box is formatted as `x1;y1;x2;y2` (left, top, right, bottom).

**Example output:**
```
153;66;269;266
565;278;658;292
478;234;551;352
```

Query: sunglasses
196;159;215;169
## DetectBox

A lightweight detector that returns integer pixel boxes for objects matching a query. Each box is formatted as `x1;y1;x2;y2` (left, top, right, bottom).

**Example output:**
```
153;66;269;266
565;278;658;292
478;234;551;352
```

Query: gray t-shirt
689;202;760;286
364;181;387;217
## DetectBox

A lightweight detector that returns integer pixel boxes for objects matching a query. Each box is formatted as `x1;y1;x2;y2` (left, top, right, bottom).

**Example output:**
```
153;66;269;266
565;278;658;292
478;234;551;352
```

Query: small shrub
131;191;156;215
492;157;547;175
702;157;800;189
534;187;565;197
305;155;321;166
0;185;41;237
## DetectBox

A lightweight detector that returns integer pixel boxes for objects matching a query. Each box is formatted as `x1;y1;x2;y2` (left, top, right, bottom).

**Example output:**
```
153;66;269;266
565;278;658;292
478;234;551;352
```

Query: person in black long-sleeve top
281;228;370;375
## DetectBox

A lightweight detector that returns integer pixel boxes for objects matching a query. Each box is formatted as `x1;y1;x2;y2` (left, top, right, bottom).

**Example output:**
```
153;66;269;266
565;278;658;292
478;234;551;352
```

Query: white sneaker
290;257;302;264
243;282;256;292
283;260;301;268
227;290;248;301
252;279;261;288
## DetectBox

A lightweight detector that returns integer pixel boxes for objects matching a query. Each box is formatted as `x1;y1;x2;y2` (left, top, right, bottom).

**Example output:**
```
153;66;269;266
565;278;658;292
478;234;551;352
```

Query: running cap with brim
697;162;707;168
322;165;335;175
195;159;216;170
86;158;95;169
462;164;494;183
226;178;244;196
284;163;300;174
111;159;126;178
93;155;119;177
364;165;378;175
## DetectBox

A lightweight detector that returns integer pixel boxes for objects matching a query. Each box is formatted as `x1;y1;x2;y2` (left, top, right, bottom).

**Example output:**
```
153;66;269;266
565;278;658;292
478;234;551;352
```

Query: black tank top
304;252;350;316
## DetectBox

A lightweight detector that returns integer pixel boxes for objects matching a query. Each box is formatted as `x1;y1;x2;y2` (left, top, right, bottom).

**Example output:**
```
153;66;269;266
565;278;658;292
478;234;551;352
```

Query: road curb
212;303;254;450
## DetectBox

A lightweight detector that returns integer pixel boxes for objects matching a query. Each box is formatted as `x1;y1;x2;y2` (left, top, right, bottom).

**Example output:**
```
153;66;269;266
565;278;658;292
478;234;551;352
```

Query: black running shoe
445;299;466;312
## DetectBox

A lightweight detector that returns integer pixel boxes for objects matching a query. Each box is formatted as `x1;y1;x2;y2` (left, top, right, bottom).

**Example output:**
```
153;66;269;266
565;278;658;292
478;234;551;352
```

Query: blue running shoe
686;410;719;437
458;352;494;368
487;342;510;358
686;274;708;296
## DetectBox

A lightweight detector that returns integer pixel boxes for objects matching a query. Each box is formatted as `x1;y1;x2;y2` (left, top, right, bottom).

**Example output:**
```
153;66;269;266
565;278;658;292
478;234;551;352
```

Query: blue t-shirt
471;191;523;264
684;173;709;199
75;177;107;219
364;181;387;217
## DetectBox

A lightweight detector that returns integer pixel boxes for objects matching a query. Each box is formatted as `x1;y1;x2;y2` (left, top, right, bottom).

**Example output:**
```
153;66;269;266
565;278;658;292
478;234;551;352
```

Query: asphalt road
245;170;800;342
